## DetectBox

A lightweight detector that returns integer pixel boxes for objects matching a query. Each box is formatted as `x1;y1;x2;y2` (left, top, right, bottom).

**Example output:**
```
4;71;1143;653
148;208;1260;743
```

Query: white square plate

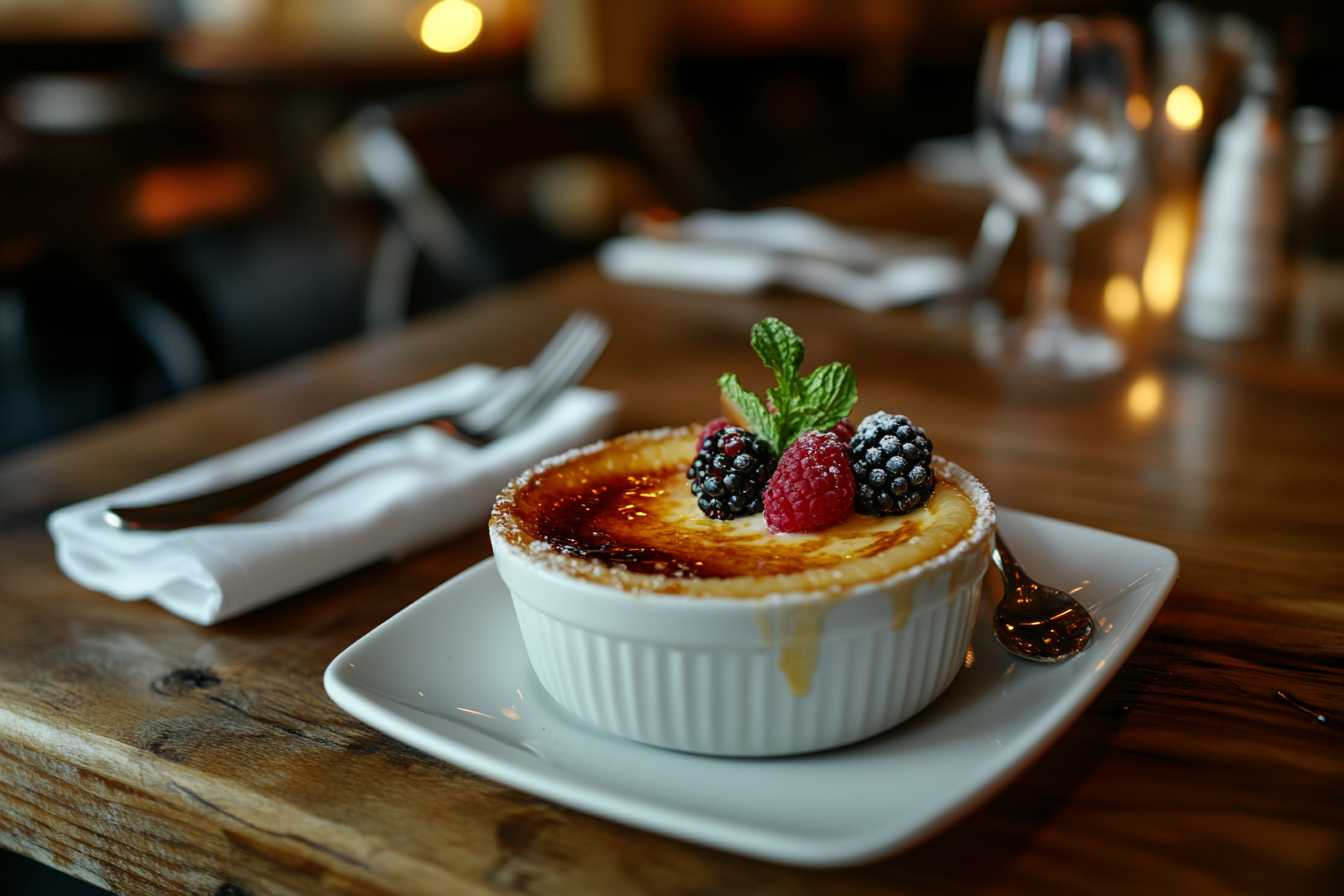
324;508;1177;866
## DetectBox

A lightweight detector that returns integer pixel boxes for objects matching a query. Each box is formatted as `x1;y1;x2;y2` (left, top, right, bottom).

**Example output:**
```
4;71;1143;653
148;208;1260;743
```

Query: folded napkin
49;365;620;625
598;208;965;312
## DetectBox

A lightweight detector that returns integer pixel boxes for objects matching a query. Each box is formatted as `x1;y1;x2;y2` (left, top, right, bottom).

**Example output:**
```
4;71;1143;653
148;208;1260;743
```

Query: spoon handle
991;531;1027;588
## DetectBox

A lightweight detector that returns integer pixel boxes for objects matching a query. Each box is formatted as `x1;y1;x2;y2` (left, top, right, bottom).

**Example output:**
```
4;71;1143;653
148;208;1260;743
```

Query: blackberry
688;426;777;520
849;412;935;516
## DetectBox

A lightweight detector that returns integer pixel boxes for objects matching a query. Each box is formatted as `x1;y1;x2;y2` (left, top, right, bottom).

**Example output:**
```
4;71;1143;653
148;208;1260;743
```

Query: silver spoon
991;531;1094;662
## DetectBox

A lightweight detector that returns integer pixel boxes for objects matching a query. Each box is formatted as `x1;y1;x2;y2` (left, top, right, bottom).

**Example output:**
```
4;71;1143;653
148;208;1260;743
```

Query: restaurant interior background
0;0;1341;890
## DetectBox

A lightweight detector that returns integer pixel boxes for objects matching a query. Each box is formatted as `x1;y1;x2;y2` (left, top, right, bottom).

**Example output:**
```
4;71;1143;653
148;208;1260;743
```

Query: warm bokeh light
1126;94;1152;131
420;0;483;53
1165;85;1204;131
134;161;263;232
1104;274;1142;324
1126;374;1164;422
1143;197;1195;315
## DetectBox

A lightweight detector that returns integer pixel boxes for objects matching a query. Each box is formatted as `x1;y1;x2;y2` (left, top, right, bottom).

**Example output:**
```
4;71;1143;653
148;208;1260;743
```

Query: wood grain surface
2;167;1342;895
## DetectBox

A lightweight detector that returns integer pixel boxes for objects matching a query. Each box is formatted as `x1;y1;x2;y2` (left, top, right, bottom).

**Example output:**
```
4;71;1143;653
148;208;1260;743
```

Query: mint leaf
750;318;804;394
798;363;858;434
718;373;780;450
717;318;858;457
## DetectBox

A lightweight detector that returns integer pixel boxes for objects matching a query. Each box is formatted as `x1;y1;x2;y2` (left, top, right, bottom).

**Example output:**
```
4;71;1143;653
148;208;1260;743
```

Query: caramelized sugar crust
491;426;980;598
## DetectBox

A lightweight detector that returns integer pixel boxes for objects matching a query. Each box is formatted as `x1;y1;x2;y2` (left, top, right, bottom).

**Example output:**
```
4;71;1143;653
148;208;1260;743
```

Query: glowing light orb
1104;274;1142;324
1126;374;1164;422
1126;94;1152;131
420;0;483;53
1143;198;1194;315
1165;85;1204;131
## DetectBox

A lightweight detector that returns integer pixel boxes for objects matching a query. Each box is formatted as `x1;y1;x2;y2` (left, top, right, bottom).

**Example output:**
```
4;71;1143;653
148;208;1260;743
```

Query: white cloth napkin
48;365;620;625
597;208;965;311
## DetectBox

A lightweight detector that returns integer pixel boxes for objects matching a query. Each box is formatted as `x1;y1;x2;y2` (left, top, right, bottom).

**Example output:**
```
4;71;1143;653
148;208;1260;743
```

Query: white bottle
1181;94;1285;341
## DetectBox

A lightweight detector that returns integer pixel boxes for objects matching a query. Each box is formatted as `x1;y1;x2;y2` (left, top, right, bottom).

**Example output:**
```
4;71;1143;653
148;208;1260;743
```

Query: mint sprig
717;318;857;457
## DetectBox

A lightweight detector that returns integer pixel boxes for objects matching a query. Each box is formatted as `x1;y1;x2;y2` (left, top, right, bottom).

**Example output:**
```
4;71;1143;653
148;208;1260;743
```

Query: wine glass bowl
974;16;1145;378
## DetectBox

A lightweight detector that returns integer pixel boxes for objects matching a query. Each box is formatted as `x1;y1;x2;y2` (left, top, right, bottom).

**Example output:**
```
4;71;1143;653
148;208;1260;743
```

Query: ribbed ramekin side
839;632;878;746
512;598;576;715
938;576;982;692
885;577;981;729
511;583;981;756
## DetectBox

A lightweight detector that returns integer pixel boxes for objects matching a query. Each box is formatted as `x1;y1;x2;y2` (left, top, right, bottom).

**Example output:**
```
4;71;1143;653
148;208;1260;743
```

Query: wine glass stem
1025;214;1074;330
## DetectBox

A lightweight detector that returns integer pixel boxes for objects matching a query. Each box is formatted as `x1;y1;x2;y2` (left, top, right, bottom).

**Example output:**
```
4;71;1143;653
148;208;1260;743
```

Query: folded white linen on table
597;208;966;311
48;364;620;625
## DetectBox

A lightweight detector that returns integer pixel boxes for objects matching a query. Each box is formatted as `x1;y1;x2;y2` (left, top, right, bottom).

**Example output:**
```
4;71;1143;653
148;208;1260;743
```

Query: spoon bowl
991;531;1094;662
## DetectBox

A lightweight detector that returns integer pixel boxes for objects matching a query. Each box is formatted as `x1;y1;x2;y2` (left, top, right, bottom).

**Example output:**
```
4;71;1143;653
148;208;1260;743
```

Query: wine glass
974;16;1144;378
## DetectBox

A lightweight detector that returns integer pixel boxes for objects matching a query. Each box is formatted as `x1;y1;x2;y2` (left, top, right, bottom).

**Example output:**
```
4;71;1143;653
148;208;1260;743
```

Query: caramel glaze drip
512;465;931;580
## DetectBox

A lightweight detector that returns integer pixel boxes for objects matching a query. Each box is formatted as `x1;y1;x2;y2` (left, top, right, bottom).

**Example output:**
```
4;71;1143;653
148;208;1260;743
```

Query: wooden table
2;167;1342;895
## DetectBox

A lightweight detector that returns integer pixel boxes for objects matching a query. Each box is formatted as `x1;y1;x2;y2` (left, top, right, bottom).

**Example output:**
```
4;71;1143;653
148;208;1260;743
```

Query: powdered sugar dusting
763;430;855;533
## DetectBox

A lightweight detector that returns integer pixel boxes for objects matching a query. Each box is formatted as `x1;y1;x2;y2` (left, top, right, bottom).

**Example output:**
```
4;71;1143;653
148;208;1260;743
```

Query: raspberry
695;417;733;454
763;431;856;533
849;412;935;516
688;426;777;520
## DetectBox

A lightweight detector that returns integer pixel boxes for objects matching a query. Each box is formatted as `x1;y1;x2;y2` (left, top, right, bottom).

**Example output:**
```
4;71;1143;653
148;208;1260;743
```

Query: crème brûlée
490;425;984;598
489;424;994;756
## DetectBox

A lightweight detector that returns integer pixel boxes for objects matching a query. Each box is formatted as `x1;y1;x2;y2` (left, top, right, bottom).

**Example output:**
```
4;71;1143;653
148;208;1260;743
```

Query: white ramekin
489;454;994;757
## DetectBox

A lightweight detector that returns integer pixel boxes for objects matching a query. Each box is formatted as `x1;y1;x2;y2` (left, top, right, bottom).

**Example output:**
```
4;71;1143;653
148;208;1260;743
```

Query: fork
105;311;610;531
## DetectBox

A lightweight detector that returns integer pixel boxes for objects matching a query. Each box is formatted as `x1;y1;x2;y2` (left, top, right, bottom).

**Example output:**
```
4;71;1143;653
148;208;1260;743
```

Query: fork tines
459;311;610;441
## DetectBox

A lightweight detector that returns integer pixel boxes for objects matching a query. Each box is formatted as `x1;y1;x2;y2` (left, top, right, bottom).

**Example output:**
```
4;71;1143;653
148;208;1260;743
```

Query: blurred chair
317;74;677;332
0;35;228;453
321;104;499;332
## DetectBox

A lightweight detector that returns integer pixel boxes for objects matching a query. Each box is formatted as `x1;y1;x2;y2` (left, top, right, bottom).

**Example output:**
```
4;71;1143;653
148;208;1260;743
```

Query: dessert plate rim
324;508;1177;866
